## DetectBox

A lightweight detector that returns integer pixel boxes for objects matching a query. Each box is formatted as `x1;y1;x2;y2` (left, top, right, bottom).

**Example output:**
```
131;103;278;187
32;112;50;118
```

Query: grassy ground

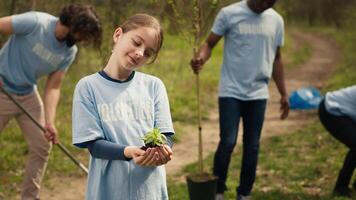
167;26;356;200
284;31;312;70
0;29;308;198
168;122;353;200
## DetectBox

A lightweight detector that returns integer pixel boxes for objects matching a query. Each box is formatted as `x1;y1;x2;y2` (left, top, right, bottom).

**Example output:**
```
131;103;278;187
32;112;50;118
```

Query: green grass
283;28;312;70
315;28;356;90
286;42;312;70
168;122;353;200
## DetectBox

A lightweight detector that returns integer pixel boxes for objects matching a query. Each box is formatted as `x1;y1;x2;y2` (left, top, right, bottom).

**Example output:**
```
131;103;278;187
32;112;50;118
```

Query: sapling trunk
193;0;204;175
167;0;222;176
196;72;203;174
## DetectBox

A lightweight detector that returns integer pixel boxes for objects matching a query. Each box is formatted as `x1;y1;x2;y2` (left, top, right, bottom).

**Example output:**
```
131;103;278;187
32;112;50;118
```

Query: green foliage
141;128;167;146
165;0;231;48
304;26;356;90
276;0;356;27
283;34;312;70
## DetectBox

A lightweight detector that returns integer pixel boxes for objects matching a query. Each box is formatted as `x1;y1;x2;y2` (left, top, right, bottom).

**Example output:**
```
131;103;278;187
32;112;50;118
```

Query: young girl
72;14;174;200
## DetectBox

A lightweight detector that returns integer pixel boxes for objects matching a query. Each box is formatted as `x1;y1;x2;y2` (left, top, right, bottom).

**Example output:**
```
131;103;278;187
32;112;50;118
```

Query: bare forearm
44;88;60;124
190;33;221;74
198;33;222;64
198;42;213;64
273;62;287;96
272;58;287;96
273;48;289;119
0;16;14;35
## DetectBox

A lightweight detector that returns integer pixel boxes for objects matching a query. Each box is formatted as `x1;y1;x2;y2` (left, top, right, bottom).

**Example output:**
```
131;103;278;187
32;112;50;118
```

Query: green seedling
141;128;167;150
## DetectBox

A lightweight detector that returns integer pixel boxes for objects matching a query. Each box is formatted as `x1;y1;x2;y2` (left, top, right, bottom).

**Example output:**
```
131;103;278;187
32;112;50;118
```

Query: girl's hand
124;146;145;162
154;145;173;166
125;146;173;167
135;148;160;167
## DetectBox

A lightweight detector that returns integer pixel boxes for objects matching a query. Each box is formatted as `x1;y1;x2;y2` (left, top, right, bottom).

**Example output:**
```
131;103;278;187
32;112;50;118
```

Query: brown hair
59;3;102;48
120;13;163;63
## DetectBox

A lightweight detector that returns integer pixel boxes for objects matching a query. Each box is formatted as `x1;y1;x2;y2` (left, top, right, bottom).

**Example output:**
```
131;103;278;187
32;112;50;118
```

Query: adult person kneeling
319;85;356;198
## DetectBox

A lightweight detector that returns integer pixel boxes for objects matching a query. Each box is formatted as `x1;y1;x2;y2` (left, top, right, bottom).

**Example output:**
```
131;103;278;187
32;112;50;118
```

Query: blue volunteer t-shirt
72;71;175;200
212;0;284;100
324;85;356;122
0;11;77;95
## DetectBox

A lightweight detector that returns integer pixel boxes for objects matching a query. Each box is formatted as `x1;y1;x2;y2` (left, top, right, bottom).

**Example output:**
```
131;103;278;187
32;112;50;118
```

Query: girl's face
112;27;158;71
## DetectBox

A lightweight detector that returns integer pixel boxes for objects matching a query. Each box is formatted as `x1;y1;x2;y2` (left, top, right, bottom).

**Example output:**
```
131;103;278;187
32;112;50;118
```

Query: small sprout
141;128;167;148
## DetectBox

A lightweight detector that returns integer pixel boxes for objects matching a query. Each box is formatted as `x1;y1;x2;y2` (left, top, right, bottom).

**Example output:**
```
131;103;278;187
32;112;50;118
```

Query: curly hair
59;3;102;48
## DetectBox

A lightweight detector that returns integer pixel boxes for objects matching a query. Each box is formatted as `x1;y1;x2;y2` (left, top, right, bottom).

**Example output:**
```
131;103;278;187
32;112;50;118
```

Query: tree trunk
31;0;36;10
9;0;17;14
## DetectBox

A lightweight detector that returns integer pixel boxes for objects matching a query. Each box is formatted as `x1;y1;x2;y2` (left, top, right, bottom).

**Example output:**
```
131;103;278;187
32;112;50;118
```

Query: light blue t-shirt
0;11;77;95
72;72;175;200
324;85;356;122
212;0;284;100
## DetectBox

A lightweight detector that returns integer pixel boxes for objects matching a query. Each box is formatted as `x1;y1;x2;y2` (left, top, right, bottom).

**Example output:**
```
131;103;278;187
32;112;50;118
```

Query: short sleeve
72;79;104;145
211;9;228;36
275;17;284;47
58;46;78;71
153;79;175;134
12;12;38;35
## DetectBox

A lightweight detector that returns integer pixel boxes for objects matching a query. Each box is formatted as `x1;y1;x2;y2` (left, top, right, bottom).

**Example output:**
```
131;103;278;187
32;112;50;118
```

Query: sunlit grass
168;122;354;200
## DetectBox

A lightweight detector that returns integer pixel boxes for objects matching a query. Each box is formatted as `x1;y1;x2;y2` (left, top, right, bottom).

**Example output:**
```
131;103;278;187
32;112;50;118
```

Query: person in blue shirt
319;85;356;198
72;13;174;200
190;0;289;199
0;4;102;199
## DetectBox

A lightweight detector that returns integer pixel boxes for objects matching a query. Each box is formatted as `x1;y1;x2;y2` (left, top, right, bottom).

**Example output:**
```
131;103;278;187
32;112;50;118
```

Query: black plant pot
186;173;218;200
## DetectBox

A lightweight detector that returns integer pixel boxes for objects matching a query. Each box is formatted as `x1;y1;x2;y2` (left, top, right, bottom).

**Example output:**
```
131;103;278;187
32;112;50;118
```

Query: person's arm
43;70;66;144
0;16;13;35
76;136;173;167
79;139;155;166
77;133;174;161
150;132;174;166
272;47;289;120
190;32;222;74
80;139;131;160
163;132;174;148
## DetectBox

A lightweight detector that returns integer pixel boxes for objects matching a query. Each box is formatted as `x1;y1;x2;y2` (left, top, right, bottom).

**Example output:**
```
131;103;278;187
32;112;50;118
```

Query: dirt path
37;30;340;199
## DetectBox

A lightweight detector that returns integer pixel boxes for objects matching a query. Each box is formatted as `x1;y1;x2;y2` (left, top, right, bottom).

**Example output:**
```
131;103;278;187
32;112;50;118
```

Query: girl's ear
113;27;123;43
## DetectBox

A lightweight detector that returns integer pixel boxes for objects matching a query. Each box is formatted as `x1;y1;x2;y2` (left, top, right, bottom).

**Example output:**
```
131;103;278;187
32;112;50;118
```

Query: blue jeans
213;97;267;196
